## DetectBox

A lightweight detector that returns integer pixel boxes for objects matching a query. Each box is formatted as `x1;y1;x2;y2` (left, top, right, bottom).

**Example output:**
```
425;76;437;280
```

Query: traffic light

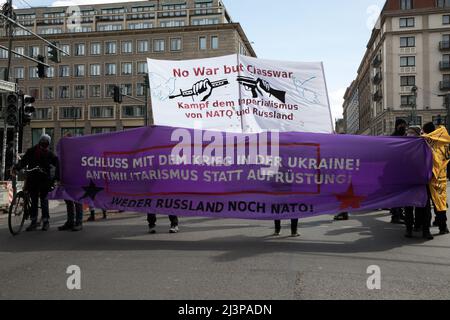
5;93;19;126
37;55;46;78
21;95;36;126
48;42;60;63
113;85;122;103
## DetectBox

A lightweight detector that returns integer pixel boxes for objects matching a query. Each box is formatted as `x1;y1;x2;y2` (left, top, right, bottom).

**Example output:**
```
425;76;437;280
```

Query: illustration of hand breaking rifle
169;78;229;102
237;76;286;103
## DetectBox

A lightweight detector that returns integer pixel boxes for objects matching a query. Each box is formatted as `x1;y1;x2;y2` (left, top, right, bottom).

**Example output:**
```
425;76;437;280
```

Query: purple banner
50;126;433;220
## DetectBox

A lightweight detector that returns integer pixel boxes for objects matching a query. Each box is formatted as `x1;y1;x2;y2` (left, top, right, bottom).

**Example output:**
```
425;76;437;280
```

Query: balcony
440;81;450;91
440;41;450;51
372;72;382;85
373;90;383;101
372;55;382;68
440;61;450;70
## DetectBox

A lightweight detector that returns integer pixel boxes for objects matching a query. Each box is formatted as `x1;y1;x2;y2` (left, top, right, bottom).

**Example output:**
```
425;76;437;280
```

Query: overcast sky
5;0;387;122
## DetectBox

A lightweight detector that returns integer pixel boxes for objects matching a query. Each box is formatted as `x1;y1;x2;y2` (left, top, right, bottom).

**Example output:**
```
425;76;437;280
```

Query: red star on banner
335;184;366;210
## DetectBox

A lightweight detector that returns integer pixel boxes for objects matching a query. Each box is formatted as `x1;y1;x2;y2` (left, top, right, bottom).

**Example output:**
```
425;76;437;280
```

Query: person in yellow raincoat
423;123;450;235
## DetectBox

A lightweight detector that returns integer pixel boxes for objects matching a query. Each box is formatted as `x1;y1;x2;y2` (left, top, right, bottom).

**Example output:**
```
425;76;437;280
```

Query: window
401;95;415;106
192;18;219;25
91;127;116;134
400;17;415;28
33;108;52;120
59;65;70;77
128;22;153;30
122;41;133;54
122;105;144;118
29;66;38;79
121;62;132;75
47;66;55;78
443;15;450;25
14;46;24;58
400;36;415;47
89;85;101;98
90;106;114;119
211;36;219;49
161;3;187;17
400;76;416;86
160;20;185;28
74;64;85;77
61;44;70;56
137;61;147;74
29;46;40;58
60;107;82;119
74;85;85;99
97;24;123;31
90;64;101;76
0;67;6;79
14;67;24;79
194;0;213;15
74;43;85;56
199;36;207;50
44;86;55;99
136;83;145;96
106;63;117;76
59;86;70;99
170;38;182;51
400;56;416;67
105;41;117;54
90;42;101;55
137;40;149;53
105;84;115;98
29;87;40;99
153;39;165;52
61;128;84;137
438;0;450;8
120;84;132;96
400;0;413;10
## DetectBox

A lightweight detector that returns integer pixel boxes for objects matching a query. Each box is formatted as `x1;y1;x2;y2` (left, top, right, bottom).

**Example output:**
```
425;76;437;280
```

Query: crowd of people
9;123;450;239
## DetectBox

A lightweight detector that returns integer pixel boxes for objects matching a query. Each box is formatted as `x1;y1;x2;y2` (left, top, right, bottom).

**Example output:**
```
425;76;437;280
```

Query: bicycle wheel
8;191;27;236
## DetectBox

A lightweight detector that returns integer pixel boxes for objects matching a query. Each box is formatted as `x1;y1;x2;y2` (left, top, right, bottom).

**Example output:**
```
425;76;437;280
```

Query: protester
404;126;431;238
390;119;408;224
12;134;59;231
59;201;84;231
147;213;179;234
423;122;450;236
87;207;107;222
273;219;300;237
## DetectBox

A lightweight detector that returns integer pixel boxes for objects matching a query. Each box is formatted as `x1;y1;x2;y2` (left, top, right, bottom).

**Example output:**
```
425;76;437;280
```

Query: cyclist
12;134;59;232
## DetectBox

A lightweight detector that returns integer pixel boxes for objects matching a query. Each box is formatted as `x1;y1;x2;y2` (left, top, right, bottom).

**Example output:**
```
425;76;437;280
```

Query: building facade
0;0;256;150
343;80;360;134
344;0;450;136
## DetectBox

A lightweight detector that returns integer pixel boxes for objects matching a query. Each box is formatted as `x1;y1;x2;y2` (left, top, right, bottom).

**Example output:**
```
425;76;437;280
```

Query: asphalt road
0;201;449;300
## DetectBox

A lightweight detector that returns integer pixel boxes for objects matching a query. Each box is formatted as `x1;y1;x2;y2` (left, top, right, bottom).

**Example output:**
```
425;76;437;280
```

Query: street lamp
410;85;418;126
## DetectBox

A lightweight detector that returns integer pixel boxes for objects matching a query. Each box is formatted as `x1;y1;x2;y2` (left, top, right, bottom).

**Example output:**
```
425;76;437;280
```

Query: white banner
147;54;333;133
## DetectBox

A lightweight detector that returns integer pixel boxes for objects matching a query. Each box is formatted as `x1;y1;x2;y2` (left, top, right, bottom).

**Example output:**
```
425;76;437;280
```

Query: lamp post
410;85;418;126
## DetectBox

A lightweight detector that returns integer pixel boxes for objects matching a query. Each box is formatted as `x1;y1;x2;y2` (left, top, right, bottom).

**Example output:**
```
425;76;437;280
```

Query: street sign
0;80;17;92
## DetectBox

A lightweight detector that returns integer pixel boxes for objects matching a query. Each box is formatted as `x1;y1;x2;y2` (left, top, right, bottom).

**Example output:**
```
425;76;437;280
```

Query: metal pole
1;0;14;181
0;11;70;56
144;86;148;127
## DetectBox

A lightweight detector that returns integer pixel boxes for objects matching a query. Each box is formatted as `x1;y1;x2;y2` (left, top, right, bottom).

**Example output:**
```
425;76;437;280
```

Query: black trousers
404;206;430;232
147;214;178;227
274;219;298;233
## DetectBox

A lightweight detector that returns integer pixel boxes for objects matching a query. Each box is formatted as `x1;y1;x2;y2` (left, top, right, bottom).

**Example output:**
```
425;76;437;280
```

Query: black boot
423;230;434;240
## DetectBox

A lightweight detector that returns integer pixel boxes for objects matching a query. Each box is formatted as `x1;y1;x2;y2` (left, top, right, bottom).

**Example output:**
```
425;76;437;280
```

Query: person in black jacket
12;134;59;231
390;119;407;224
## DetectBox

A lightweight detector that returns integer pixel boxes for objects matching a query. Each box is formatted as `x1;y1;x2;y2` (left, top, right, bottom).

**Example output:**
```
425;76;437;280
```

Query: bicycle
8;167;45;236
